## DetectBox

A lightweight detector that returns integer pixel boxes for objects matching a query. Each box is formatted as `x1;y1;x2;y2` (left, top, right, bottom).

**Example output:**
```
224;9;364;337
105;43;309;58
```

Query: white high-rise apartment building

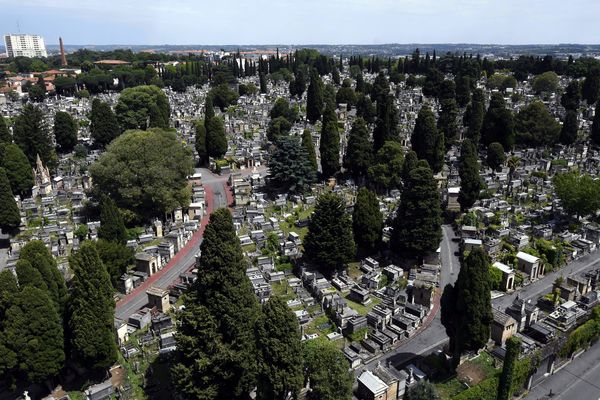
4;34;48;58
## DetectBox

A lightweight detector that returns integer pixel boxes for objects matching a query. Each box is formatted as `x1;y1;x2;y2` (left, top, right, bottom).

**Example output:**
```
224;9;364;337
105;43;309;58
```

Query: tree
209;84;239;111
98;195;127;244
515;101;560;147
560;109;578;145
482;93;515;149
90;128;193;222
0;270;17;379
561;80;581;110
391;164;442;261
172;209;260;398
13;104;56;166
0;116;10;143
441;248;493;362
115;85;170;130
67;242;118;370
270;98;298;122
353;188;383;254
204;95;215;120
404;380;440;400
373;93;400;151
458;139;482;211
90;99;120;148
465;88;485;146
304;193;355;274
259;72;268;94
4;286;64;383
195;120;208;165
438;98;460;149
0;143;34;197
53;111;78;153
592;102;600;146
368;141;404;193
94;239;134;286
356;93;376;124
344;118;374;182
19;240;67;313
497;337;521;400
0;168;21;235
256;297;304;400
486;142;506;172
268;137;316;194
206;116;228;159
455;75;471;108
302;129;318;173
28;84;46;102
15;259;47;291
306;70;324;124
582;68;600;105
320;103;340;178
411;105;444;173
336;80;356;107
553;172;600;219
532;71;559;94
303;340;353;400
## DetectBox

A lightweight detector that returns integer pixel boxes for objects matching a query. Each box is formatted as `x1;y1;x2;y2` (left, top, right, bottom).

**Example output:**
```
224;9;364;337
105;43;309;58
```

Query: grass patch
271;280;296;302
344;295;381;316
435;377;466;399
304;314;334;335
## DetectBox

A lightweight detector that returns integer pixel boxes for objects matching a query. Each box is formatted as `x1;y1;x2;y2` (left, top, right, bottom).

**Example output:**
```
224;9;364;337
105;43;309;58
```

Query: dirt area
110;365;126;389
457;360;487;386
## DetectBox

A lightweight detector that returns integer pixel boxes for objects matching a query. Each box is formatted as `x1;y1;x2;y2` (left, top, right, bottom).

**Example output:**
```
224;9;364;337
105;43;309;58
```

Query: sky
1;0;598;46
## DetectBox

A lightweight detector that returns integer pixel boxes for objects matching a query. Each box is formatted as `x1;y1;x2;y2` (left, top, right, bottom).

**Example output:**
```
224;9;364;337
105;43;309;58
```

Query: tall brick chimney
59;37;67;67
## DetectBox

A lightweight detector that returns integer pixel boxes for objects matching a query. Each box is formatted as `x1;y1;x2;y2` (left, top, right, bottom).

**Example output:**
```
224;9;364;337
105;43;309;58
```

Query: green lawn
435;377;466;399
304;314;334;335
271;279;296;302
344;294;381;316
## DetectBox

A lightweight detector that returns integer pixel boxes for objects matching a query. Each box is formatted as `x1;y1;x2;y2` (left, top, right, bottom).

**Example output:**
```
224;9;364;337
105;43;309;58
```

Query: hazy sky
1;0;598;46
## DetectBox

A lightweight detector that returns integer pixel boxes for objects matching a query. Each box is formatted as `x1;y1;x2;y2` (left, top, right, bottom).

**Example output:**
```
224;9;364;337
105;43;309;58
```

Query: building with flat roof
4;34;47;58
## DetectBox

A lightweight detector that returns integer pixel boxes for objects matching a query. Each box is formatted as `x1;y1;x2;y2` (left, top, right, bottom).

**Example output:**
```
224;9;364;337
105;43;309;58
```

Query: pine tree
591;102;600;146
256;297;304;400
560;109;578;145
368;141;404;193
15;259;47;291
344;117;374;182
411;105;444;173
304;193;355;274
172;209;260;399
90;99;120;148
373;93;400;151
13;104;55;166
307;69;324;124
98;195;127;245
268;137;316;193
320;102;340;178
402;150;419;185
53;111;78;153
4;286;64;383
458;139;482;211
465;88;485;146
481;93;515;149
497;337;521;400
67;241;118;370
303;340;353;400
0;116;10;144
391;163;442;261
0;168;20;234
302;129;318;173
437;98;459;149
205;116;228;159
19;240;67;313
0;143;34;197
353;187;383;254
195;120;208;165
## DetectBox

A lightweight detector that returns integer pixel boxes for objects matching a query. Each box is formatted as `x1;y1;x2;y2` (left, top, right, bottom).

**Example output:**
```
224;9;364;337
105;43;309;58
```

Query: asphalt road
524;341;600;400
492;250;600;311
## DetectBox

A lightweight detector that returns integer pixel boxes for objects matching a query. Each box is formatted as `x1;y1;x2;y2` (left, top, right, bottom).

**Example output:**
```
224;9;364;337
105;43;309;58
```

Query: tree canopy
553;172;600;219
0;168;21;234
482;93;515;149
353;187;383;254
344;118;374;182
90;99;121;148
13;104;56;167
302;340;353;400
411;105;444;173
115;85;170;130
515;101;560;147
53;111;78;153
368;141;404;193
268;136;316;194
458;139;482;211
486;142;506;172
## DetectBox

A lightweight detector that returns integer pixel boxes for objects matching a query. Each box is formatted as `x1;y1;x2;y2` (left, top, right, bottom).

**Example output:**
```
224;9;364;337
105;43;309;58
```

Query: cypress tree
53;111;78;153
90;99;120;148
438;98;459;149
320;102;340;178
302;129;318;173
353;187;383;254
259;72;267;94
256;297;304;400
204;95;215;121
15;259;47;291
304;193;355;274
481;93;515;149
344;117;374;182
561;81;581;110
0;116;10;144
486;142;506;172
582;68;600;105
302;340;353;400
98;195;127;245
411;105;444;173
368;141;404;193
0;143;34;197
560;109;578;146
13;104;55;166
172;209;260;399
455;75;471;108
497;337;521;400
465;88;485;146
195;120;208;165
391;163;442;261
306;69;324;124
0;168;21;234
67;241;118;370
591;102;600;146
0;270;17;380
206;116;228;159
19;240;67;313
458;139;482;211
4;286;64;383
373;93;400;151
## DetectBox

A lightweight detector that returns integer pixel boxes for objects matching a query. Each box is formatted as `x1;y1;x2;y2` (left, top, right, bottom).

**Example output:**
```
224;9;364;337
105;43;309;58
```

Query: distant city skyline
1;0;599;46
